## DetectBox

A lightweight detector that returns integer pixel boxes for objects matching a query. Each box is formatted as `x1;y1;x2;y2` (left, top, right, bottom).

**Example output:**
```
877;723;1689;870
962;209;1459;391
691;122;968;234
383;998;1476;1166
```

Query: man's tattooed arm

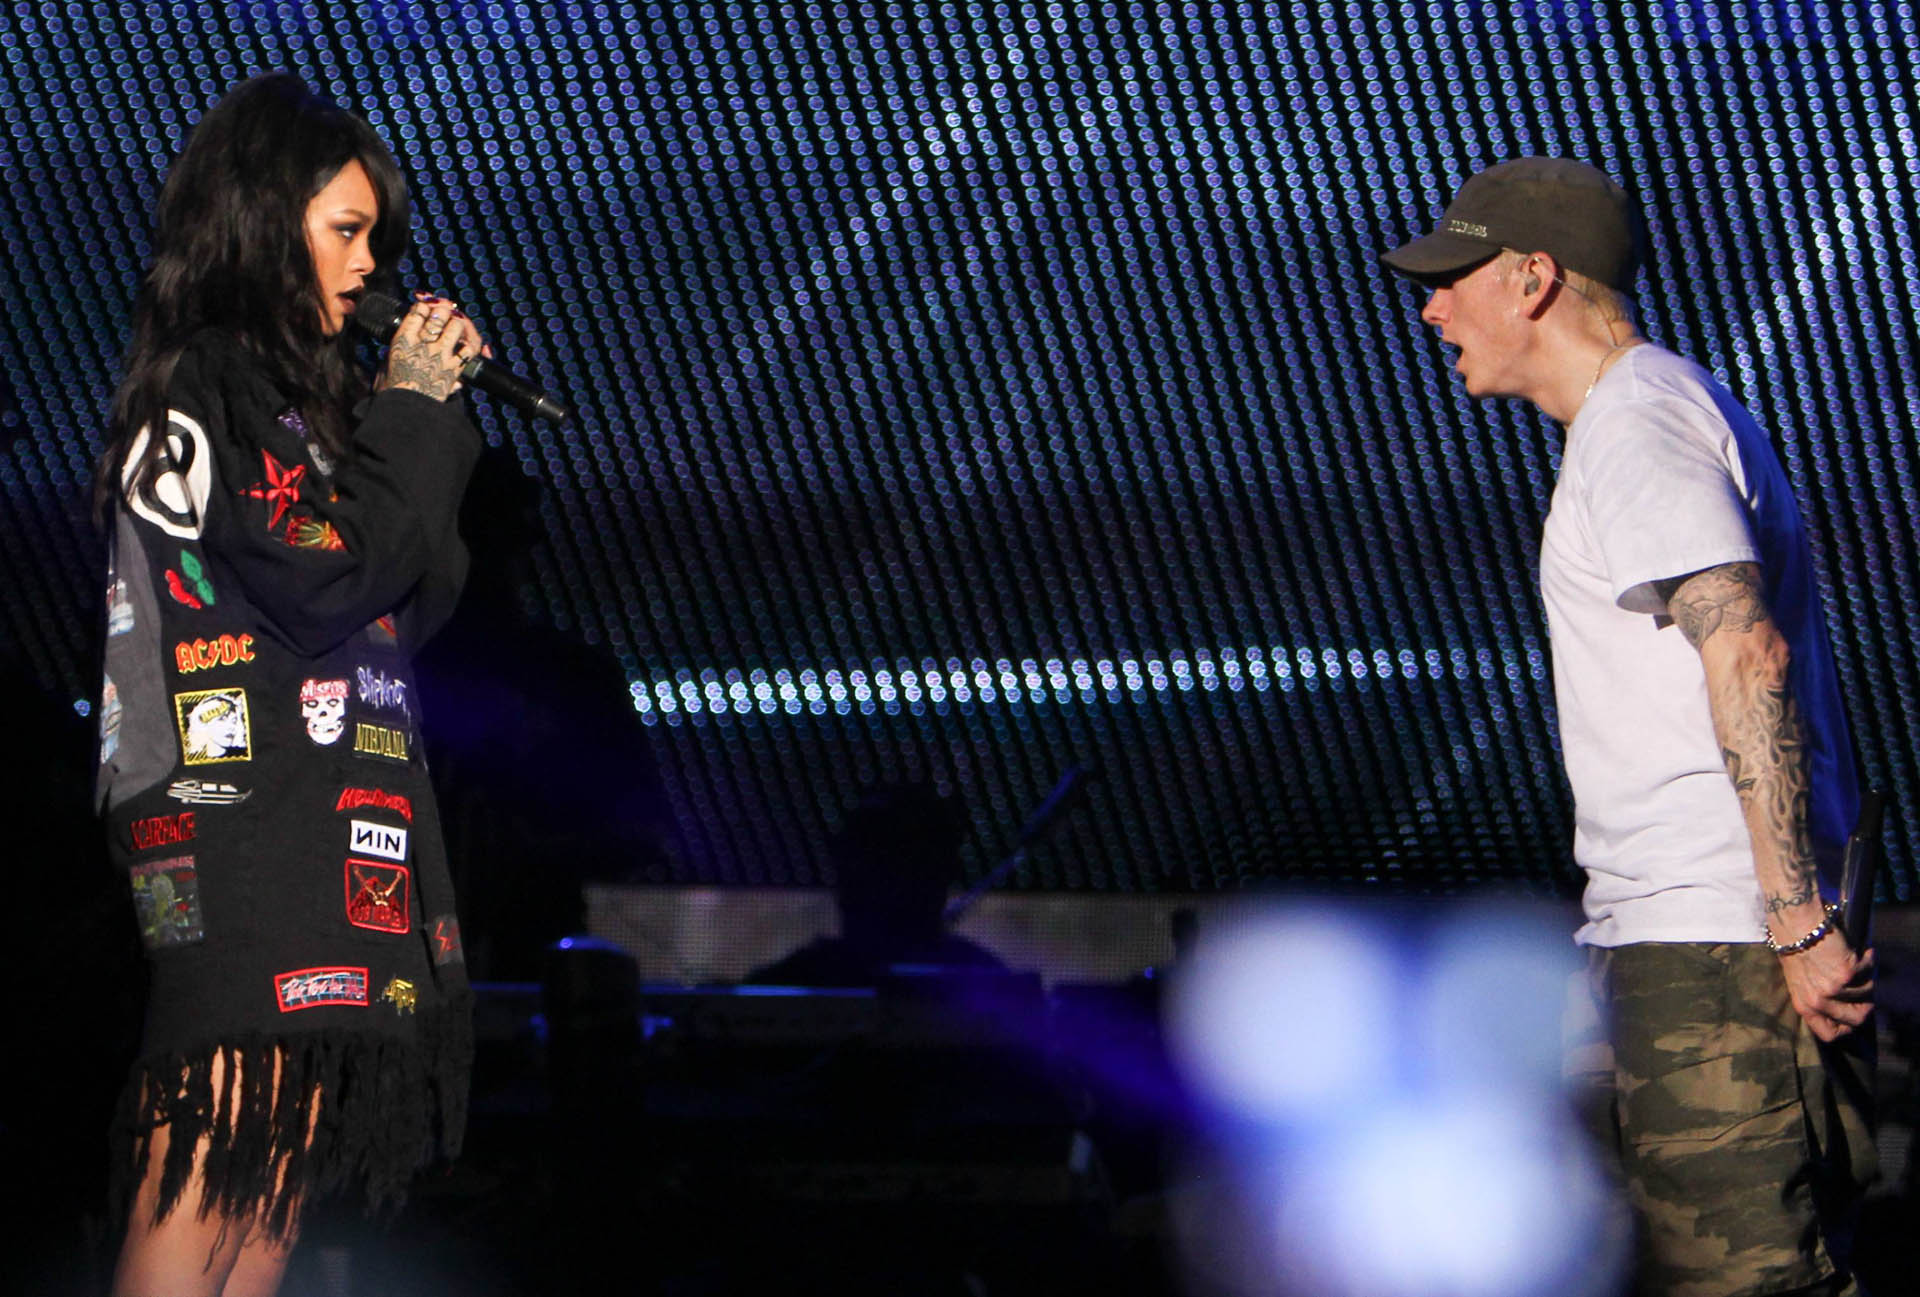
1654;563;1821;931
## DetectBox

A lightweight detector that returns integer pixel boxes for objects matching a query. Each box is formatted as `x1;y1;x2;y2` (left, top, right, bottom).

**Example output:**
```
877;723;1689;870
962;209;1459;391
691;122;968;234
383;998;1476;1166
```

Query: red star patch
240;450;306;532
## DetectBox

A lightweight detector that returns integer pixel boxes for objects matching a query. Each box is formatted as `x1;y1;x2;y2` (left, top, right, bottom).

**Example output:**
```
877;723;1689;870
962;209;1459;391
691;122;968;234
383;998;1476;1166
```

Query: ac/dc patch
335;786;412;821
173;688;251;765
129;855;205;951
352;722;408;762
429;913;465;966
300;678;349;746
240;448;307;533
275;965;368;1012
168;778;251;805
130;811;195;852
345;859;411;933
174;633;255;675
349;819;408;862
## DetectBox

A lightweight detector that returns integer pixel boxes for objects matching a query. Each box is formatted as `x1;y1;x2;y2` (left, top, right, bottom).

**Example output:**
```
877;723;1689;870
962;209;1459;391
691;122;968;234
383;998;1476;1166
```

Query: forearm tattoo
1667;563;1820;914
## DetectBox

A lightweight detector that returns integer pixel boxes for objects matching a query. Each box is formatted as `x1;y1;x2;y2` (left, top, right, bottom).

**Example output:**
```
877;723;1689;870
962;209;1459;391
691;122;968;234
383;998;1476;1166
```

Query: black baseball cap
1382;157;1644;290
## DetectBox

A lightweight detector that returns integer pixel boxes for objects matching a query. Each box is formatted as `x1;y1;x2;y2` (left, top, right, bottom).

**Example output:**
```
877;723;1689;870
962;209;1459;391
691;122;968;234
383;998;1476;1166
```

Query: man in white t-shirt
1383;158;1873;1294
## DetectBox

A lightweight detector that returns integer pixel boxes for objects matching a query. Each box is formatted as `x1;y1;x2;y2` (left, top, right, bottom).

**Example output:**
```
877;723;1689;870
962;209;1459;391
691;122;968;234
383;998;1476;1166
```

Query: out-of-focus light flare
1167;909;1398;1121
1167;902;1625;1297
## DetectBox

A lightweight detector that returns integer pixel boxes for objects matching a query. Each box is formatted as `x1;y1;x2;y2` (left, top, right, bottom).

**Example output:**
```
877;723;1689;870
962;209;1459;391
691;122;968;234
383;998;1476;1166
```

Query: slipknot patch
335;787;413;821
355;666;410;718
129;856;204;950
352;722;408;762
174;633;255;674
274;966;369;1012
345;859;411;934
130;811;195;852
429;913;465;966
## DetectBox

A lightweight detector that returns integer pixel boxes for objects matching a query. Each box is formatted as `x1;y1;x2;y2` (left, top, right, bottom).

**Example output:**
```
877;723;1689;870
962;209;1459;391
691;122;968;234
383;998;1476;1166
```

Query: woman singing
94;72;484;1296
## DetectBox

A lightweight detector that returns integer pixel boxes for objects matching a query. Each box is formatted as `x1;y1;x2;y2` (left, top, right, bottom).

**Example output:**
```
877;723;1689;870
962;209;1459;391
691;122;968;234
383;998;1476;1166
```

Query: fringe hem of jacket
111;996;472;1242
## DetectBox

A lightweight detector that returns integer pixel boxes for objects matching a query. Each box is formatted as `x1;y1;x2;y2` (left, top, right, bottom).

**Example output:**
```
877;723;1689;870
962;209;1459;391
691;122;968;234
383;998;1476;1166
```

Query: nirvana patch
429;913;465;966
173;688;251;765
348;819;408;862
352;722;408;762
174;633;255;675
129;855;205;950
300;678;349;746
380;976;418;1015
274;966;369;1012
345;859;411;934
335;786;413;821
167;778;251;806
130;811;195;852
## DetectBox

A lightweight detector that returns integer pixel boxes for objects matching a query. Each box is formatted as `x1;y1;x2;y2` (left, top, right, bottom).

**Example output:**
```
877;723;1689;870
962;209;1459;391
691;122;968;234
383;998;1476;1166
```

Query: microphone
352;292;572;425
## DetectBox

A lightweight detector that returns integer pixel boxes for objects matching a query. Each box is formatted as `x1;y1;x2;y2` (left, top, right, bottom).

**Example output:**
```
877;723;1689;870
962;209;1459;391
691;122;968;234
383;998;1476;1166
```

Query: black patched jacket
95;329;480;1201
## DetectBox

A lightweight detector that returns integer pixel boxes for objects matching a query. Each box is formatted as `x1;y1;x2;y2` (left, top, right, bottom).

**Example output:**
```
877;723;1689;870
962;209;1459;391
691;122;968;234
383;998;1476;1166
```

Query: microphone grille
351;292;406;340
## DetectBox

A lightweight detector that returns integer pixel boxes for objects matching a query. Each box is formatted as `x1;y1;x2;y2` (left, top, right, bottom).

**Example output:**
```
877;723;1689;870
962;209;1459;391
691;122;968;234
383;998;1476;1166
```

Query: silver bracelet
1763;902;1842;956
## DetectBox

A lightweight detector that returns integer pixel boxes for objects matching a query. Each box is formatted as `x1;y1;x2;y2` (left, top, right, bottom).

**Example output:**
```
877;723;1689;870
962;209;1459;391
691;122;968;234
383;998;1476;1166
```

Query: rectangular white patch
348;818;409;862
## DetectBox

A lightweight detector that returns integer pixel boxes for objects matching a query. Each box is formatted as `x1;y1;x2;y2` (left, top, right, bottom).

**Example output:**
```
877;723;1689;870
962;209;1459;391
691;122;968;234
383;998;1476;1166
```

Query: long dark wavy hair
96;72;410;518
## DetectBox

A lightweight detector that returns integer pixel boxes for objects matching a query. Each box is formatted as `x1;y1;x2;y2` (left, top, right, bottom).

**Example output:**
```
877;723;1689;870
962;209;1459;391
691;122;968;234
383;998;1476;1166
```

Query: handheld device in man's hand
1838;789;1884;953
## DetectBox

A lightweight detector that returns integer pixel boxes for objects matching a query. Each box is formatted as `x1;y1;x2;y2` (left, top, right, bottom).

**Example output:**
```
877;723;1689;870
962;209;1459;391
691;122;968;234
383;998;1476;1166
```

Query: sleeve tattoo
1658;563;1818;919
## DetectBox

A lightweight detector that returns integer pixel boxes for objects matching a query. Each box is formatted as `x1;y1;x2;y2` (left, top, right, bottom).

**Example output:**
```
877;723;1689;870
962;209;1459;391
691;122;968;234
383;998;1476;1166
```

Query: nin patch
348;818;408;862
335;786;413;821
274;965;369;1012
173;687;251;765
429;913;465;966
352;722;408;763
129;855;205;950
345;858;411;933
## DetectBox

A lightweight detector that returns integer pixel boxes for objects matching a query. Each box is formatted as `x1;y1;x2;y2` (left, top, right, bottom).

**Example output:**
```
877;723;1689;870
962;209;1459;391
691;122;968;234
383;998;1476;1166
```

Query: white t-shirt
1540;345;1857;947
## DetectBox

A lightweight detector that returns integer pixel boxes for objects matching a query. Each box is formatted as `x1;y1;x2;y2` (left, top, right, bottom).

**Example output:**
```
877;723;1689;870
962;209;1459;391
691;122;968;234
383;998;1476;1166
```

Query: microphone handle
459;354;572;425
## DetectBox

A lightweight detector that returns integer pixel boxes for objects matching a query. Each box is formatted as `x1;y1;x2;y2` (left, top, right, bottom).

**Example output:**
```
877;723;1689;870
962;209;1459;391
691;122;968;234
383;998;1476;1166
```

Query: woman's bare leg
111;1047;309;1297
111;1118;245;1297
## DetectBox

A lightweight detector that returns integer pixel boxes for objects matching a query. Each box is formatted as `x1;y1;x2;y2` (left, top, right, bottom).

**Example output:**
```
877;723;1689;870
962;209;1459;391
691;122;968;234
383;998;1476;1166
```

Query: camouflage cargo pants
1566;943;1876;1296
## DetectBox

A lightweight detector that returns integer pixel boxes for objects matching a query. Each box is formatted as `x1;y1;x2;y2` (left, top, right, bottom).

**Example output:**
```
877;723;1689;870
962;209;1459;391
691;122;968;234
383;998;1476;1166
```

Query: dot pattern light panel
3;5;1917;897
